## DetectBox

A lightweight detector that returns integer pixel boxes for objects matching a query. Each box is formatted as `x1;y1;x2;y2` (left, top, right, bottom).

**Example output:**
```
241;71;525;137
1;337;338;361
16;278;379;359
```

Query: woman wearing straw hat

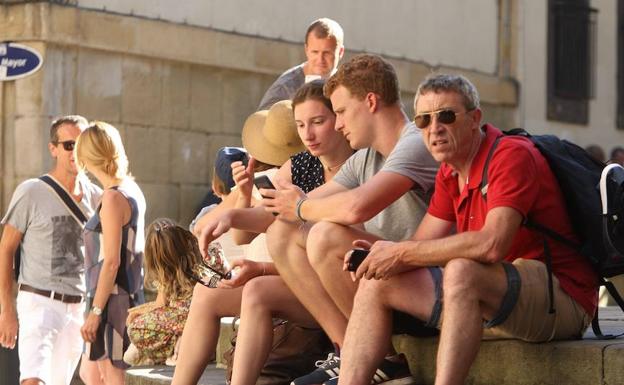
172;80;354;385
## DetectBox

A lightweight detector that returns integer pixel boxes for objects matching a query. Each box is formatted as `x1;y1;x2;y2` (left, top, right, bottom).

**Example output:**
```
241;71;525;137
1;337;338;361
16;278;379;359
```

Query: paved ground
127;363;226;385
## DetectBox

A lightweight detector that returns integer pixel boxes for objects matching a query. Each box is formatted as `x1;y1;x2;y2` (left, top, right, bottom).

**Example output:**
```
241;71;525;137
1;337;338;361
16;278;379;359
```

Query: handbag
224;318;333;385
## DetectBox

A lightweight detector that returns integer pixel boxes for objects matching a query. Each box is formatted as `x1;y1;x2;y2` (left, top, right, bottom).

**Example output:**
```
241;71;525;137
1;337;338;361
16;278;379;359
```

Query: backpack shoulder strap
39;175;88;226
479;135;504;200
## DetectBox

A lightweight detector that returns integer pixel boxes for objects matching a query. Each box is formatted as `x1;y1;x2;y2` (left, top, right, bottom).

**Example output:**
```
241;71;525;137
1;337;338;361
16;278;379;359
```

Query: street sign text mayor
0;43;43;81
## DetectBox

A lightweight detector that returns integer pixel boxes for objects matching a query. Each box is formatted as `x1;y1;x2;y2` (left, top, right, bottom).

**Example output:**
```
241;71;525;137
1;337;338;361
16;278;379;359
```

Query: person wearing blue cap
173;80;354;385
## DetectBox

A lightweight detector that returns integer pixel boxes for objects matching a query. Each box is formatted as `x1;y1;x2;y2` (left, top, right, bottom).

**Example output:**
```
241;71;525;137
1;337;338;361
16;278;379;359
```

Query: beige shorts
482;258;592;342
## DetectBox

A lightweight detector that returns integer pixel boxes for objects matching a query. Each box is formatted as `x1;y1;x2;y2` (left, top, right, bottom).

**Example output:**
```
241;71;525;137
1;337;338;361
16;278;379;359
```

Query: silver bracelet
295;197;308;222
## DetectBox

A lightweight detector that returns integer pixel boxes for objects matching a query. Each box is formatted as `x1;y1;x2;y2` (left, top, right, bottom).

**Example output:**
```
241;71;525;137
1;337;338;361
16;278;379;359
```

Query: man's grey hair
50;115;89;142
414;74;480;111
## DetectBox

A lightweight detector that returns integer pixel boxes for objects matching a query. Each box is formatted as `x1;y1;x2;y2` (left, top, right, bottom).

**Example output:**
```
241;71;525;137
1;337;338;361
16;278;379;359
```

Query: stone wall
0;2;517;226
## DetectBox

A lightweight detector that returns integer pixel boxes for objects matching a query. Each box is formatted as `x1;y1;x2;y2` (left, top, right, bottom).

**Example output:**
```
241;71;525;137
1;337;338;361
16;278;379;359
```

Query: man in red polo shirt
335;74;599;385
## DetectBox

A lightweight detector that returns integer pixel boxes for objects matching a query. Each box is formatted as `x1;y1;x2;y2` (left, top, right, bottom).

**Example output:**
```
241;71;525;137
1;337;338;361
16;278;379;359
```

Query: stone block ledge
127;308;624;385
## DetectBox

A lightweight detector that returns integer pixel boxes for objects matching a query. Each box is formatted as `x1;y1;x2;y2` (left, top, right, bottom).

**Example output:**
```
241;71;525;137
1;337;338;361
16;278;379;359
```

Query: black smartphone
254;175;275;190
347;249;369;272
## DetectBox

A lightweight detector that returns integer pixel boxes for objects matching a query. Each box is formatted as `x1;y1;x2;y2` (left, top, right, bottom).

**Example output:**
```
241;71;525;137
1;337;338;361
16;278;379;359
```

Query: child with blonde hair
124;218;205;366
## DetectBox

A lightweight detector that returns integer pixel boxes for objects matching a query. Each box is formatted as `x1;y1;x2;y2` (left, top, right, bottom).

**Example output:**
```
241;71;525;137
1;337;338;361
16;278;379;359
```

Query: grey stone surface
140;182;180;227
42;46;77;117
604;343;624;385
170;131;210;184
126;308;624;385
14;116;49;178
189;66;223;134
178;184;210;228
121;58;164;126
76;49;123;122
125;125;171;183
161;63;192;130
393;307;624;385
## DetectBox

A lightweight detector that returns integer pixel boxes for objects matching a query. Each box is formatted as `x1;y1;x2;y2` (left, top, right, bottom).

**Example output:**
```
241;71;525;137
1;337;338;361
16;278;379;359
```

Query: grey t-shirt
332;123;438;241
2;176;102;295
257;63;305;111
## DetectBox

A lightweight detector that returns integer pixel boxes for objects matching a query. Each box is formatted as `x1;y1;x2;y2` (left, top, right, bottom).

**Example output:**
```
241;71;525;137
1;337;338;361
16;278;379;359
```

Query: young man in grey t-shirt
0;116;101;385
260;54;438;385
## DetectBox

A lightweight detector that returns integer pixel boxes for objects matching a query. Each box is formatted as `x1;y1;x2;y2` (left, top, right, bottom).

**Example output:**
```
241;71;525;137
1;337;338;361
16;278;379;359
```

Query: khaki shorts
482;258;592;342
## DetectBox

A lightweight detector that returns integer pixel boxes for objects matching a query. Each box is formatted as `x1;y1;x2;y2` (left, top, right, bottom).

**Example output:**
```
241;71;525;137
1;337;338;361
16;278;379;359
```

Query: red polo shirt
428;124;598;315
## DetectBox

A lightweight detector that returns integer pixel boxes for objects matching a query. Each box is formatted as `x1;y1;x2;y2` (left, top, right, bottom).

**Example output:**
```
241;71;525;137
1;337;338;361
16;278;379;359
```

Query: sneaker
322;354;413;385
291;352;341;385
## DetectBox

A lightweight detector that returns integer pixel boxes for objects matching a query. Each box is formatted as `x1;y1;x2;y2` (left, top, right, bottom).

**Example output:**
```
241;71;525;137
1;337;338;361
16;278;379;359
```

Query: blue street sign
0;42;43;81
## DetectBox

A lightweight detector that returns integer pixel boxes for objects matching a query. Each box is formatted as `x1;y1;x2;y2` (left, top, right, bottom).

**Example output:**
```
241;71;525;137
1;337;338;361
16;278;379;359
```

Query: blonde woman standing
75;122;146;385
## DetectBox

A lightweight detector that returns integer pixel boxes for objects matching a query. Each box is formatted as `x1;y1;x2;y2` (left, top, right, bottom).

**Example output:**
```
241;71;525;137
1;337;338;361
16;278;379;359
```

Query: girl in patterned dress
123;218;205;366
76;121;146;385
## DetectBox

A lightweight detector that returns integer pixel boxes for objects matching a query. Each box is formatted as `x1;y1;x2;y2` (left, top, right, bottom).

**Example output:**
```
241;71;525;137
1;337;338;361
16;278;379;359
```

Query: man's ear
471;108;483;128
366;92;379;113
338;45;345;60
48;142;58;159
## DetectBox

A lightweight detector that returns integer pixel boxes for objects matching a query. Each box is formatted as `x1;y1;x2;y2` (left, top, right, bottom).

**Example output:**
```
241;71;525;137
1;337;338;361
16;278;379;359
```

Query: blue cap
214;147;248;190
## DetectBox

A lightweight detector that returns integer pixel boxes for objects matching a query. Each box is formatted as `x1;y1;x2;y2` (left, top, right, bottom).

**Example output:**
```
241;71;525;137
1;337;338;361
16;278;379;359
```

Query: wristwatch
91;305;102;316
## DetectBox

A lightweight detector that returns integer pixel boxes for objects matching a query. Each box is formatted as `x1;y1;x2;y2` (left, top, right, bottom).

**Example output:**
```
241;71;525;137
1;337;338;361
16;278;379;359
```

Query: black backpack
480;128;624;339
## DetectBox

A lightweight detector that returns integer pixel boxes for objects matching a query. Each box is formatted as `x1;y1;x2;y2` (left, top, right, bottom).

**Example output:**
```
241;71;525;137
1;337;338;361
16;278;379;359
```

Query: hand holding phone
347;249;369;272
253;175;275;191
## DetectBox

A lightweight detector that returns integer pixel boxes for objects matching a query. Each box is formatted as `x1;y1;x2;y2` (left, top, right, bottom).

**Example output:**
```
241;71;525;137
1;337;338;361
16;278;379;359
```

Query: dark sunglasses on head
413;108;473;129
55;140;76;151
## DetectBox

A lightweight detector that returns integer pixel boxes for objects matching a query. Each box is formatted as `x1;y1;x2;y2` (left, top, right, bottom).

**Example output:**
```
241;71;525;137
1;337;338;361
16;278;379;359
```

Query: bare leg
230;276;317;385
306;221;380;317
79;356;105;385
435;259;507;385
171;283;243;385
338;268;436;385
266;220;347;346
96;359;125;385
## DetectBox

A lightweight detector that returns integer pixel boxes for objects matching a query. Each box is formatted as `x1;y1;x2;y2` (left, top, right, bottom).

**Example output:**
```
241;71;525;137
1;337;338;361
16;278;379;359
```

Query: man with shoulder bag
0;116;102;385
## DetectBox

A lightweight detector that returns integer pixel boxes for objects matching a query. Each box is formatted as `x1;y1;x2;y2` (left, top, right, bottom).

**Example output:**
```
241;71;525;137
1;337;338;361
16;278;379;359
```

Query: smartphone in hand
347;249;370;272
253;175;275;190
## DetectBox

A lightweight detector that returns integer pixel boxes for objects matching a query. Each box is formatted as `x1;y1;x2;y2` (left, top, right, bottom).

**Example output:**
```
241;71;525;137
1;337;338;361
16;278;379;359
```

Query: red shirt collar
439;123;503;191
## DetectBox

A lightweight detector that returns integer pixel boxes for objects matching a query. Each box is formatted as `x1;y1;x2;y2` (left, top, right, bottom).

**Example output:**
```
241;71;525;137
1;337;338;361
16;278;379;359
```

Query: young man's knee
307;221;349;265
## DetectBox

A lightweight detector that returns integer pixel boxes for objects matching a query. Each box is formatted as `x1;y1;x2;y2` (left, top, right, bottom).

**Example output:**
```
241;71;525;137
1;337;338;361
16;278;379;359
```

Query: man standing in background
257;17;345;110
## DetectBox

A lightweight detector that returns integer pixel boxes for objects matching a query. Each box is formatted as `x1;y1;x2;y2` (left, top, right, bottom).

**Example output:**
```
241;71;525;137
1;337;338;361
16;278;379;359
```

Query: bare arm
192;189;240;236
0;225;22;349
230;159;287;244
263;171;415;225
355;207;523;280
81;190;129;343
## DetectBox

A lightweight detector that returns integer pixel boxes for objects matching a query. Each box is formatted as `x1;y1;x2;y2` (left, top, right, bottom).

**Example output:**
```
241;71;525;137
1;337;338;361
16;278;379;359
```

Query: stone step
126;308;624;385
393;306;624;385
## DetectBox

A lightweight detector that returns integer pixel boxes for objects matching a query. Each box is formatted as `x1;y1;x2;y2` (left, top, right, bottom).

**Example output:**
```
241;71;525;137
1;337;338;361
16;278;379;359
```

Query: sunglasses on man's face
55;140;76;152
413;109;472;129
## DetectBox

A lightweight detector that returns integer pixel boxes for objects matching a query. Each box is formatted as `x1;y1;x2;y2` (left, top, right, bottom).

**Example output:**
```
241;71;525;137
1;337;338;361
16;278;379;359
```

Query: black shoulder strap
592;278;624;339
39;175;88;225
479;135;504;200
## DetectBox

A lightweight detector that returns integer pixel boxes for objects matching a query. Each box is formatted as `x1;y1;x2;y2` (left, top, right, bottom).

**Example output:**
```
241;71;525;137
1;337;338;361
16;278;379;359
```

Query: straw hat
241;100;306;166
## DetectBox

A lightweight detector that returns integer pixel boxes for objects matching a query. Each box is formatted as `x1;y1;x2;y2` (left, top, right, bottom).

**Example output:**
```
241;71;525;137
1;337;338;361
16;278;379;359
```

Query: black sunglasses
54;140;76;151
413;109;473;129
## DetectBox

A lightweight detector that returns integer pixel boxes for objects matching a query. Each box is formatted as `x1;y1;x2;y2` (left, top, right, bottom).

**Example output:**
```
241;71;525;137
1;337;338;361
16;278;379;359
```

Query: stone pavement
126;307;624;385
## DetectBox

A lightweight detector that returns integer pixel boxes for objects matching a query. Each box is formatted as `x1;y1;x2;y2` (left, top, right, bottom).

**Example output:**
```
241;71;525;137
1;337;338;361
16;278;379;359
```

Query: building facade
1;0;619;226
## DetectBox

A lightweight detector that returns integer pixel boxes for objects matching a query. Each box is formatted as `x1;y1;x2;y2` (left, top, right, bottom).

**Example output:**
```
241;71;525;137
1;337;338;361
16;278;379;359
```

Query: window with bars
547;0;597;124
